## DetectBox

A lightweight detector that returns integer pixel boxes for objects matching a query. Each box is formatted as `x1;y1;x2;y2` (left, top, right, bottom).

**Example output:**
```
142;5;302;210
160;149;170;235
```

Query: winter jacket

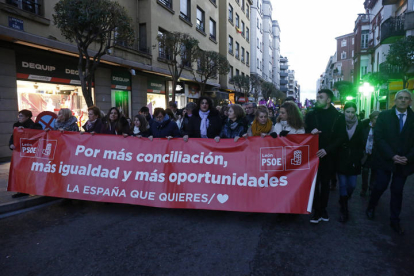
372;106;414;176
9;119;43;148
272;121;305;135
129;126;151;138
220;118;247;138
187;110;222;138
53;116;79;132
150;115;181;138
82;118;103;133
331;115;365;175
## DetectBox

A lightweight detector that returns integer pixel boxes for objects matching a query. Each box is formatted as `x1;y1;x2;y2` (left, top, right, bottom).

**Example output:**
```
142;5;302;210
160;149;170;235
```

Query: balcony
280;86;288;92
280;65;289;70
280;72;288;77
280;79;288;85
379;62;403;80
381;15;405;44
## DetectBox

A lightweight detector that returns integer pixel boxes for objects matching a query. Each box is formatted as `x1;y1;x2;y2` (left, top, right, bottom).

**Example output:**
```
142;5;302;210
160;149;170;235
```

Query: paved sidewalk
0;162;56;215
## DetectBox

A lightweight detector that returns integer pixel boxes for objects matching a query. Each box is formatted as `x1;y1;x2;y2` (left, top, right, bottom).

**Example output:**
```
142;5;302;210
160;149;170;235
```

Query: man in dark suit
366;89;414;235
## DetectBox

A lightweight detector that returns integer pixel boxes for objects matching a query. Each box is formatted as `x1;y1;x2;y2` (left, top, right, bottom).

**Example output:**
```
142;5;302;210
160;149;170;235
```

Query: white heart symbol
217;194;229;204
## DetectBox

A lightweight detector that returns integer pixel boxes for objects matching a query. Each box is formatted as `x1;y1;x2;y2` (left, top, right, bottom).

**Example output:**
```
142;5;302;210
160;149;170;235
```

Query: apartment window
229;36;233;54
6;0;42;15
241;21;245;36
352;50;354;57
241;47;245;63
196;7;205;32
352;38;354;45
139;23;148;53
242;72;245;77
235;42;240;59
341;51;346;59
181;45;191;68
260;23;262;33
236;13;239;28
257;58;259;69
229;4;233;22
246;4;249;19
242;0;245;11
257;38;259;49
180;0;191;22
257;18;259;28
229;66;234;83
246;52;249;66
361;66;368;77
158;29;171;60
341;39;347;47
209;18;216;41
361;30;369;49
246;27;249;41
236;69;240;76
158;0;172;9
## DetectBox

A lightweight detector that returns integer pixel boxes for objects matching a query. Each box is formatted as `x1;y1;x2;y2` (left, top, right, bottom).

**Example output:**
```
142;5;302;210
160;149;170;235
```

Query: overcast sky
272;0;366;103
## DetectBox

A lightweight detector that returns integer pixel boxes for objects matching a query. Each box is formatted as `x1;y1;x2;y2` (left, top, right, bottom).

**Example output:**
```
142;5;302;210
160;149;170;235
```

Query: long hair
133;114;149;133
105;107;125;133
229;104;246;120
277;101;304;129
254;106;269;123
58;108;72;122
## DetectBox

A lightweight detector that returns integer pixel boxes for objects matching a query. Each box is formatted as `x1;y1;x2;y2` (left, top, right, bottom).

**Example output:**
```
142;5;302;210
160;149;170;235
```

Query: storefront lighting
359;82;374;97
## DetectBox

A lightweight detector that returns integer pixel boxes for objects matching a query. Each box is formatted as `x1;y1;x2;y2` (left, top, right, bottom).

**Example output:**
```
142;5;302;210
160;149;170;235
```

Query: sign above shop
147;76;166;94
9;17;23;31
16;49;81;85
111;69;131;90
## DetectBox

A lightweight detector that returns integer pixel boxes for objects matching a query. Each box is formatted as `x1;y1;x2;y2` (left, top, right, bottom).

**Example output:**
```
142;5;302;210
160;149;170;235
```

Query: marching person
9;109;42;198
82;106;102;134
366;89;414;235
148;108;181;139
273;101;305;136
360;111;380;196
53;108;79;132
183;97;221;141
332;102;364;223
215;104;247;142
305;89;341;224
246;106;274;137
101;107;130;136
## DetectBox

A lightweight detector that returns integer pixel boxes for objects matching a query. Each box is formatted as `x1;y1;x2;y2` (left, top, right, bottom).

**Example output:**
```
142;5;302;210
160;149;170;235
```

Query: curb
0;195;58;215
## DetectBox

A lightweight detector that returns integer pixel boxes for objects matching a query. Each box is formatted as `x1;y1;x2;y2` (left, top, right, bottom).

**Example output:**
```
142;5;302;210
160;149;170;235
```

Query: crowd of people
8;89;414;235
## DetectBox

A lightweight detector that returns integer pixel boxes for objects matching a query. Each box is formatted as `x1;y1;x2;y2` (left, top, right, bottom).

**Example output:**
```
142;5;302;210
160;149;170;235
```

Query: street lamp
358;82;374;118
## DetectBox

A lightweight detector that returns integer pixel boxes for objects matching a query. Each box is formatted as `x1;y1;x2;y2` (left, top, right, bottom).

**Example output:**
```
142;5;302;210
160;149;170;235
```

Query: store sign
16;51;80;85
147;77;166;94
9;17;24;31
111;69;131;90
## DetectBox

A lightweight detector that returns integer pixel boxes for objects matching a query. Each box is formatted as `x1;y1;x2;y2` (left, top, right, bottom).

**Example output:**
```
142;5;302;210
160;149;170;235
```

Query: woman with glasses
148;108;181;139
183;96;222;141
101;107;130;136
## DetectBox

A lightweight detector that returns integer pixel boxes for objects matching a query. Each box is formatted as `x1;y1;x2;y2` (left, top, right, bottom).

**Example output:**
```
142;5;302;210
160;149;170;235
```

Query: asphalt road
1;176;413;276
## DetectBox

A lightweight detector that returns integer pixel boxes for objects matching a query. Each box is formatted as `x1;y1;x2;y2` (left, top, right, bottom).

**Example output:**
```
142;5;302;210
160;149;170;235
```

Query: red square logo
285;146;310;171
20;138;57;160
260;147;284;171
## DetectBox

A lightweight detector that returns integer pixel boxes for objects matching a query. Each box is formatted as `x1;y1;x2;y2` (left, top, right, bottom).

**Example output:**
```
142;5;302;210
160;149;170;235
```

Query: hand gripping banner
8;129;319;214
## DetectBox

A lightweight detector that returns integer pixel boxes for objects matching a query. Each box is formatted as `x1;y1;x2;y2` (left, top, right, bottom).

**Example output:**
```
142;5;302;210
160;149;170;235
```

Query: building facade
272;20;281;89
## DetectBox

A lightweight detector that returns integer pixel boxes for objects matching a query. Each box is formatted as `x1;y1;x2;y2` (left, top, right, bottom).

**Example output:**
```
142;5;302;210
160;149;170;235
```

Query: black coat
220;118;247;138
9;119;43;148
100;117;130;135
82;118;103;133
150;117;181;138
332;116;365;175
372;106;414;176
187;110;222;138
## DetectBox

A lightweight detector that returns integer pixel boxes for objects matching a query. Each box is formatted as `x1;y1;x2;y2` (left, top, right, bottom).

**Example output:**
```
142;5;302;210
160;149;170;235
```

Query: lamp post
359;82;374;119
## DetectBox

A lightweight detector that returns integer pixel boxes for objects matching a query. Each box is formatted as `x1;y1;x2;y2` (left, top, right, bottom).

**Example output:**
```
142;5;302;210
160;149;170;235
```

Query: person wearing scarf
53;108;79;132
247;106;274;137
215;104;247;142
332;101;364;223
82;106;102;134
272;101;305;136
183;97;222;141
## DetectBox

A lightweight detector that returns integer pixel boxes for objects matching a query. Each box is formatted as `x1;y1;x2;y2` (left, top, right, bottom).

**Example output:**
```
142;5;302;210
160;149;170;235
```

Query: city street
1;175;413;276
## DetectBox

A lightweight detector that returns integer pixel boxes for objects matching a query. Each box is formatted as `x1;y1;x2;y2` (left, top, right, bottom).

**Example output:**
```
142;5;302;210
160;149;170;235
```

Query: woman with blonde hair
53;108;79;132
273;101;305;136
247;106;274;137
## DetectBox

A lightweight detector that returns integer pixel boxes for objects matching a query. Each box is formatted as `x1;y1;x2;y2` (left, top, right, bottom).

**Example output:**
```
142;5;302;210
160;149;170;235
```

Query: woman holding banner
53;108;79;132
183;96;222;141
82;106;102;134
101;107;130;136
273;101;305;136
215;104;247;142
246;106;274;137
333;102;364;223
130;114;150;138
148;108;181;139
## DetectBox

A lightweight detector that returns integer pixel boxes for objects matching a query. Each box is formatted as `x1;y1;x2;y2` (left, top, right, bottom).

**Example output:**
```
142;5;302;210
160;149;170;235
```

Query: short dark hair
168;101;177;109
19;109;32;118
153;108;166;117
140;106;149;113
344;101;357;111
229;104;246;120
318;89;334;100
88;106;101;118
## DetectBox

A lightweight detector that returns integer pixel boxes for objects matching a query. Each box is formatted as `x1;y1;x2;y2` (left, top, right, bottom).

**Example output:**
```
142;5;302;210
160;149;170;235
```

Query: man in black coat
305;89;341;224
366;90;414;235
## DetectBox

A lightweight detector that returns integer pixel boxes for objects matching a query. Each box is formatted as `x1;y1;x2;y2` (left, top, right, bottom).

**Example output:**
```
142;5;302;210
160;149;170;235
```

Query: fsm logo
285;146;310;171
20;138;57;160
291;150;302;165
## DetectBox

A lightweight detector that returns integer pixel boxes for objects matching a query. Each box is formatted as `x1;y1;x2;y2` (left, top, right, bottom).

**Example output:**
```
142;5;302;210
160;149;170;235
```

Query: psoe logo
285;146;310;171
20;138;58;160
260;147;284;171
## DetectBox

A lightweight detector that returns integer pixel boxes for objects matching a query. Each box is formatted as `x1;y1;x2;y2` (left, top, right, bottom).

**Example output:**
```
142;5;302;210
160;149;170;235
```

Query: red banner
8;129;319;214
